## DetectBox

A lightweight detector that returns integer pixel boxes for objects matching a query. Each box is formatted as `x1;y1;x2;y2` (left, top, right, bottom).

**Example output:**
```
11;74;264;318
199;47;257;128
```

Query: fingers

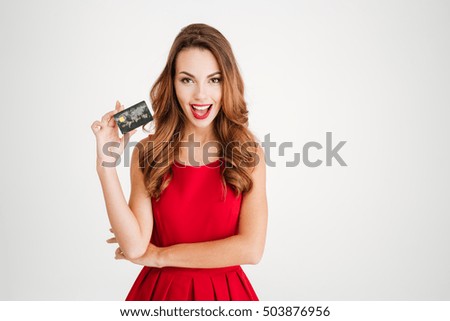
105;101;125;127
108;116;116;128
91;121;102;134
111;101;125;128
108;229;123;259
115;100;124;113
94;101;124;128
107;228;116;243
106;237;117;243
93;101;127;134
115;247;125;260
101;110;116;125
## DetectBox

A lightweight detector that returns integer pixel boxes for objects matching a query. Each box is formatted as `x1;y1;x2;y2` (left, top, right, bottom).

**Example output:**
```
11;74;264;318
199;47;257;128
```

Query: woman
91;23;268;301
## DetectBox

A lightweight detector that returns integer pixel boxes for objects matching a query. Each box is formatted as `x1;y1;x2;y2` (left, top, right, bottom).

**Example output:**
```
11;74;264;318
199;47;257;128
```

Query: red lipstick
190;104;213;120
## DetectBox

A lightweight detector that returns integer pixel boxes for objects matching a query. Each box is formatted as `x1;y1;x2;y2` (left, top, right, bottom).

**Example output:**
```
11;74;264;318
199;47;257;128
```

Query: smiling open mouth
190;104;212;119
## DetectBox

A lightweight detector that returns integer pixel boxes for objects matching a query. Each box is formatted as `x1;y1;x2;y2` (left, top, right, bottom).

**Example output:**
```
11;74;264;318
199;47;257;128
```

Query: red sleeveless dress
125;158;259;301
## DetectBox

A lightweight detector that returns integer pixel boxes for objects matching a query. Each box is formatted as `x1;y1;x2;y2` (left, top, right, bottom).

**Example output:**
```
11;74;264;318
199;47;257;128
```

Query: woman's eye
181;77;193;84
210;77;221;84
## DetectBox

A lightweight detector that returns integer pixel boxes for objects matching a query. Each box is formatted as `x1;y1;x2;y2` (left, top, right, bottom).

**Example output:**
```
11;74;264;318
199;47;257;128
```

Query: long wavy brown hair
138;23;260;202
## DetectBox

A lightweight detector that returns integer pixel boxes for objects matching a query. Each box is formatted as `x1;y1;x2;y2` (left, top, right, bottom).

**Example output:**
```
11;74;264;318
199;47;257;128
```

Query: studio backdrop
1;0;449;300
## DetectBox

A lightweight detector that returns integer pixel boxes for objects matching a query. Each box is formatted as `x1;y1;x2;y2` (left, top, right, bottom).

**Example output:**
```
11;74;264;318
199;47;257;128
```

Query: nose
193;82;208;100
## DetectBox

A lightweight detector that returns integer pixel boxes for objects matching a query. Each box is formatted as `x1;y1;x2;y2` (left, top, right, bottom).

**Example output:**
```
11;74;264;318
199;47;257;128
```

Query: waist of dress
151;265;242;276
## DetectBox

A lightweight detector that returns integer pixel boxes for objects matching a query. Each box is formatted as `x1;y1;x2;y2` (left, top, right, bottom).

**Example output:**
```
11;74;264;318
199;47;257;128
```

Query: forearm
96;165;147;258
156;235;263;268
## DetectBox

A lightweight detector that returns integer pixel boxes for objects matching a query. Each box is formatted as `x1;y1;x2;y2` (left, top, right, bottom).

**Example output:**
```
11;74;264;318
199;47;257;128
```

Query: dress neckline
173;158;222;168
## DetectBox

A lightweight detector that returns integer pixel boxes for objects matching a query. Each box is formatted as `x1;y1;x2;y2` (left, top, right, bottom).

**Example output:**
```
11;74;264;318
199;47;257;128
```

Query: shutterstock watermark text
101;132;347;168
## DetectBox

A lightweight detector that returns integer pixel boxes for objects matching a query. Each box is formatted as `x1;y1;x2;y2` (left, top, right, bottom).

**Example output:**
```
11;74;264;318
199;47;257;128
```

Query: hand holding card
113;101;154;134
91;100;151;167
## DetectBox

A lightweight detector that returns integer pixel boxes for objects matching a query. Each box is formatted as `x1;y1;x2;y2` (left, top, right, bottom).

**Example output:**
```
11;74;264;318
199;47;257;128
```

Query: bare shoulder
250;142;266;176
243;142;266;196
255;143;266;167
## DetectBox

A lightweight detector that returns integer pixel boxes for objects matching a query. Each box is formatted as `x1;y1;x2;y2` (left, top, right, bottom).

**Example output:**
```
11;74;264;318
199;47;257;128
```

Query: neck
182;126;218;145
178;126;221;162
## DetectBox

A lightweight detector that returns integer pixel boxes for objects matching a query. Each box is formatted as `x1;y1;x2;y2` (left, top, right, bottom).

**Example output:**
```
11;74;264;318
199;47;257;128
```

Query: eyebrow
179;71;222;78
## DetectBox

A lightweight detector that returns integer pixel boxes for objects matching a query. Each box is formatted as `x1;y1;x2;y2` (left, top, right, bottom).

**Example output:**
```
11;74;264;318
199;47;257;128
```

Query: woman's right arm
92;101;153;260
96;141;153;260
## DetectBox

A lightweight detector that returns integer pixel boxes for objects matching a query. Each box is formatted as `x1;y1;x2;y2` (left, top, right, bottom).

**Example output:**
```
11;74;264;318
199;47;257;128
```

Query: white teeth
192;105;211;110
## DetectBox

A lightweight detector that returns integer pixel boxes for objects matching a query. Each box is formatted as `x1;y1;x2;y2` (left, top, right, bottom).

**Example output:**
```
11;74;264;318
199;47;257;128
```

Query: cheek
212;87;222;102
175;86;189;105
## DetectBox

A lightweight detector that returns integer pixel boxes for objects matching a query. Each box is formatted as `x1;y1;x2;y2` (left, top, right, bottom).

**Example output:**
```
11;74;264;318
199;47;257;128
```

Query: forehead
175;48;220;74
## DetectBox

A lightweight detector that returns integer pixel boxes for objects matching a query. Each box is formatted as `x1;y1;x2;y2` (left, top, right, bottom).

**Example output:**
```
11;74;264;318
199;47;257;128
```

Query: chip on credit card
113;101;153;134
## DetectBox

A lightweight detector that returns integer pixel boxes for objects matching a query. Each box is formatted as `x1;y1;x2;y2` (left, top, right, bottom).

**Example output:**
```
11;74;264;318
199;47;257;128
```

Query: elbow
248;252;263;265
240;235;265;265
246;245;265;265
125;251;143;261
123;245;147;260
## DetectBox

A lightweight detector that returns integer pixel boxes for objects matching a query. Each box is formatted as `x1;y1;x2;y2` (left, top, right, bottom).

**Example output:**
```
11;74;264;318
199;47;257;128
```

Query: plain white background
1;0;449;300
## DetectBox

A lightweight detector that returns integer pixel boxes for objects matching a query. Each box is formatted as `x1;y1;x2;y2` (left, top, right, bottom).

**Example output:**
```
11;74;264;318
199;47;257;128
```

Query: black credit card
113;101;153;134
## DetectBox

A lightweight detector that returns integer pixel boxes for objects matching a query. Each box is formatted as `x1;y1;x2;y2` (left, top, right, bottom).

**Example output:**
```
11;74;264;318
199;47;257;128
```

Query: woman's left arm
114;146;268;268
